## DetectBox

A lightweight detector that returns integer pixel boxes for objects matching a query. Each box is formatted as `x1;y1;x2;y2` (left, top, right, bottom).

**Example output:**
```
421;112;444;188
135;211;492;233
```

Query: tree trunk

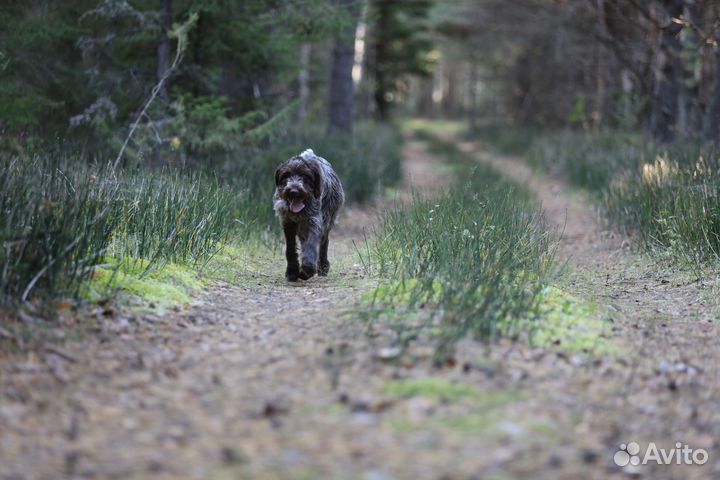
156;0;173;101
442;57;458;117
416;76;434;117
298;43;311;122
705;21;720;142
328;0;361;133
373;0;391;121
595;0;607;128
620;68;634;128
678;1;702;139
650;0;683;142
467;61;478;133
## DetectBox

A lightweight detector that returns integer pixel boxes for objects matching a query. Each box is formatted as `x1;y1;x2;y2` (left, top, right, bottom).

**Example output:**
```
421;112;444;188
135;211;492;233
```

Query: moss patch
84;257;207;308
387;388;521;435
82;241;277;310
526;285;617;355
366;278;444;305
200;241;278;286
382;378;478;401
366;280;617;356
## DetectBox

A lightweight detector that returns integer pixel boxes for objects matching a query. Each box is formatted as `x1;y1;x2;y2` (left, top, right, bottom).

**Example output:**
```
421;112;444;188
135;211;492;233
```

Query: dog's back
299;149;344;229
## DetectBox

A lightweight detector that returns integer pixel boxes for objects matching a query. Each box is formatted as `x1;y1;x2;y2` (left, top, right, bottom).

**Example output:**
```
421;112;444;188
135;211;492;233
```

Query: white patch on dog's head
299;149;315;160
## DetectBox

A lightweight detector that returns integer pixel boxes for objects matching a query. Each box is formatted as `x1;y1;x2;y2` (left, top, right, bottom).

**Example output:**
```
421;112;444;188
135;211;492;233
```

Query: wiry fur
273;149;344;281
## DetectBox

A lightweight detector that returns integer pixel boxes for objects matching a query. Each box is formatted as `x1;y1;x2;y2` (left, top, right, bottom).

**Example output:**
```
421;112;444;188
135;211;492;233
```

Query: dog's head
274;157;322;214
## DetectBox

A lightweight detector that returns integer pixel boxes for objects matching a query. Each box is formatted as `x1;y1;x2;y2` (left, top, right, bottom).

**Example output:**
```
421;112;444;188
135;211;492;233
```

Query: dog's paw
298;263;316;280
286;264;301;282
318;260;330;276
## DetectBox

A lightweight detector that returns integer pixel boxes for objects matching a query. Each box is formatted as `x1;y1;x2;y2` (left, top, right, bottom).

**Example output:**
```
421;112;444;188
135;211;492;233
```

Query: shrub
0;122;403;304
526;130;720;264
527;130;644;194
0;156;118;301
370;134;554;359
606;151;720;263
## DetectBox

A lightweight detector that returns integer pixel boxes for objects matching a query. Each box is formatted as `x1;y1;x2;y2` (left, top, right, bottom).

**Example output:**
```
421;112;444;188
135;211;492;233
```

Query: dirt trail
2;137;720;480
0;140;456;480
460;140;720;478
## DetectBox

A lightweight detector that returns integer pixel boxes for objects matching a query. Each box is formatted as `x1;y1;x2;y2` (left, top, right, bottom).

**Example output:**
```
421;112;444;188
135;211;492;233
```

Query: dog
273;149;344;281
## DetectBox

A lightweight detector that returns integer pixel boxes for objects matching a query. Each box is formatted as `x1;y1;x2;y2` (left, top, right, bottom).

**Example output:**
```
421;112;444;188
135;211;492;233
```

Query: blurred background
2;0;720;303
2;0;720;154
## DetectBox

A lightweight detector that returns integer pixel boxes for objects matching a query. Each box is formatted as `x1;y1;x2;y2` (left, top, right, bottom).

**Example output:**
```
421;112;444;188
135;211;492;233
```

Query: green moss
524;285;617;355
441;412;502;433
199;241;277;285
367;280;617;356
366;278;444;305
527;421;559;437
324;403;348;416
382;378;478;401
84;258;203;307
81;238;369;312
387;389;520;436
87;240;281;305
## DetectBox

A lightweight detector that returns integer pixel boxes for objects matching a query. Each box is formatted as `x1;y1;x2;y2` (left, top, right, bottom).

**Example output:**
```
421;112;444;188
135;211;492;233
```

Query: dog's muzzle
286;189;306;213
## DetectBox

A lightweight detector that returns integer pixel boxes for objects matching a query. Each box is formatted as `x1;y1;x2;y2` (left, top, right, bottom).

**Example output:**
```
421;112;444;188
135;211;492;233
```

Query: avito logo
614;442;708;467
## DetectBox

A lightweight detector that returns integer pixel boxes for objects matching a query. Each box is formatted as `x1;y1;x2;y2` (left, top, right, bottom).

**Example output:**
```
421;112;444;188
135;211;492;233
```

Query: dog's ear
309;161;323;198
274;165;284;187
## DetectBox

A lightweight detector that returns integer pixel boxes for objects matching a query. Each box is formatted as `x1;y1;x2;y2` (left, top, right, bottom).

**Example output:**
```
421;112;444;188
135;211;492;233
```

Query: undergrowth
0;122;402;305
367;126;554;360
526;131;720;265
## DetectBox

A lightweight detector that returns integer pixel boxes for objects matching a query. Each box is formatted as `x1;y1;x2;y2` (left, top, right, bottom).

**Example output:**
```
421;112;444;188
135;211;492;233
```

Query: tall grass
0;122;402;304
108;172;242;264
526;131;645;193
370;133;554;359
606;150;720;263
526;131;720;264
0;156;242;303
0;157;118;301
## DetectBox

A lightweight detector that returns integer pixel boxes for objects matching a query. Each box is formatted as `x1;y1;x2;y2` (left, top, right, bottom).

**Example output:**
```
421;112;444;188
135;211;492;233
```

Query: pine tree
368;0;433;120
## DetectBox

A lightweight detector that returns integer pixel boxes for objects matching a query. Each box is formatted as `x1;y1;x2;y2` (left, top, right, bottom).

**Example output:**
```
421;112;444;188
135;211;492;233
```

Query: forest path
2;136;720;480
455;136;720;478
0;139;460;480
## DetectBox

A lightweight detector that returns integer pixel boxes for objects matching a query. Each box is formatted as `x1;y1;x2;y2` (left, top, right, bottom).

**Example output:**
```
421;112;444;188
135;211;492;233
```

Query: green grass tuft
368;126;555;358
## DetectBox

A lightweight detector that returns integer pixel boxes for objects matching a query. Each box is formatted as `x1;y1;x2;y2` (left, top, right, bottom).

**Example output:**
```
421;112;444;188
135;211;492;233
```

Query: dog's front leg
298;226;321;280
283;221;301;281
318;233;330;276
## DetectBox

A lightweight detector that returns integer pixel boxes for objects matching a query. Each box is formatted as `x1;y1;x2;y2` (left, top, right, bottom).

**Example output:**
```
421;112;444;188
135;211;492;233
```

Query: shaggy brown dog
273;149;344;281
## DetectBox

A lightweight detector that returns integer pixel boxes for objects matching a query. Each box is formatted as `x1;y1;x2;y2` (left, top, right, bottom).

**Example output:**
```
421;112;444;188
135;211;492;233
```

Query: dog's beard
289;199;305;213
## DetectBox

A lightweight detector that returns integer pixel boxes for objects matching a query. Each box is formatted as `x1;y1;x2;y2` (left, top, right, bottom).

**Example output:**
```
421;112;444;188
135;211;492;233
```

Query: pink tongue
289;200;305;213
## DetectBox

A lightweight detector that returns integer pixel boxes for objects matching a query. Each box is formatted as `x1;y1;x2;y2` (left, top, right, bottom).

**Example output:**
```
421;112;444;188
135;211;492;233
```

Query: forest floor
2;134;720;480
